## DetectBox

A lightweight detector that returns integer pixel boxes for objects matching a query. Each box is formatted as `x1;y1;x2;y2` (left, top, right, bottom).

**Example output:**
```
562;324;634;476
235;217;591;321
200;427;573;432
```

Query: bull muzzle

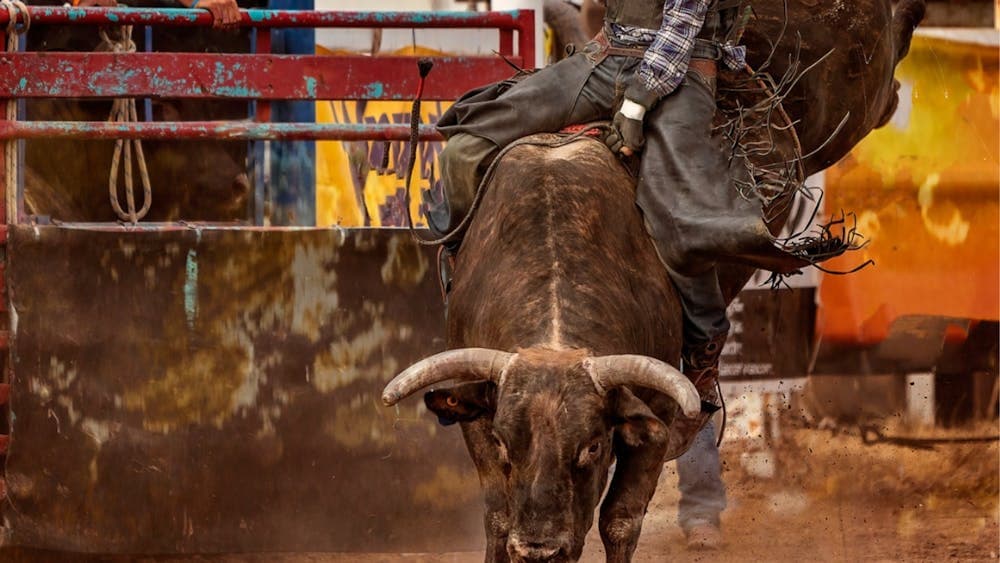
507;532;571;562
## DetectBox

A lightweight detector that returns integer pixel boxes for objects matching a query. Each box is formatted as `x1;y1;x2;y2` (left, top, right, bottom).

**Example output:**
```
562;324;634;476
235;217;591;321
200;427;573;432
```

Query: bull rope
2;0;28;224
100;25;153;223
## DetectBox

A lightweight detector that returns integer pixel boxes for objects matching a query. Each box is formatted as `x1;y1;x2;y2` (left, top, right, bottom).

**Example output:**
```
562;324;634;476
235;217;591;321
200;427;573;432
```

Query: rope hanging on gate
101;25;153;223
1;0;28;37
2;0;29;223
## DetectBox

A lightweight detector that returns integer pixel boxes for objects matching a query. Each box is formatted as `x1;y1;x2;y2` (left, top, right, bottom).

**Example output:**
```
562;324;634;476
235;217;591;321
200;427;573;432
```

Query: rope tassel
401;58;434;239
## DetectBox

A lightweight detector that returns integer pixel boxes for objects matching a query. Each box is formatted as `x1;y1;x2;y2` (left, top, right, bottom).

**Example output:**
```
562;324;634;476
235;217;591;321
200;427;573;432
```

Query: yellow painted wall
315;46;452;228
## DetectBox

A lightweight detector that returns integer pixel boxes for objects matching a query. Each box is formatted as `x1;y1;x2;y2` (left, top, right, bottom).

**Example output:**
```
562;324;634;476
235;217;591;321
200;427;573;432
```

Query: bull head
383;347;698;561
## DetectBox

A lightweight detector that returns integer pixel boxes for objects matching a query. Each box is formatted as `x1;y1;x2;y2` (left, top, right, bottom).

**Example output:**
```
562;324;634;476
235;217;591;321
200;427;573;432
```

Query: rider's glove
606;78;661;156
606;100;646;155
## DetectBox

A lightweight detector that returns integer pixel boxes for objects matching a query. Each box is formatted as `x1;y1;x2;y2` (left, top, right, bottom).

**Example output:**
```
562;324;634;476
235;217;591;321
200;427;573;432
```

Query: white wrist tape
619;99;646;121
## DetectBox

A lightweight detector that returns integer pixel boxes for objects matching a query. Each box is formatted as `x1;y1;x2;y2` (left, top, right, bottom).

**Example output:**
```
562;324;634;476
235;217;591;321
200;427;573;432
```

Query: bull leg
598;440;668;563
461;419;511;563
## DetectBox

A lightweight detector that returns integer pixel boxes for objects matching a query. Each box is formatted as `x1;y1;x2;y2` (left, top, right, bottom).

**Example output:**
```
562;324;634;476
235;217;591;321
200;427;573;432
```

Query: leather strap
688;57;717;80
595;27;647;59
692;38;724;60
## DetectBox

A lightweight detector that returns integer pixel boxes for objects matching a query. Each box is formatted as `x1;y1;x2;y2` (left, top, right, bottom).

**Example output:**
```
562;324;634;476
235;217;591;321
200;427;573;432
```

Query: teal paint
364;81;385;98
184;249;198;329
305;77;317;98
248;9;273;23
214;86;261;97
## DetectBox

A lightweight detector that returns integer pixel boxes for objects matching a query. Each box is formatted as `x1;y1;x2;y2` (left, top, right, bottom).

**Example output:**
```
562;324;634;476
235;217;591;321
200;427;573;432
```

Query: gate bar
0;53;520;101
0;122;442;141
0;7;531;30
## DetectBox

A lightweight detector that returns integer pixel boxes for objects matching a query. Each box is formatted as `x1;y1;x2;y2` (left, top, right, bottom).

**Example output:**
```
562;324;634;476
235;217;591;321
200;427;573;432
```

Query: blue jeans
676;420;727;531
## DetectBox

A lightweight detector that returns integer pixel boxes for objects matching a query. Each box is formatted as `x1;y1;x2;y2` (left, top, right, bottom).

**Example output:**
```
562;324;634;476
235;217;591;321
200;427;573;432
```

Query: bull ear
611;388;668;448
424;381;496;426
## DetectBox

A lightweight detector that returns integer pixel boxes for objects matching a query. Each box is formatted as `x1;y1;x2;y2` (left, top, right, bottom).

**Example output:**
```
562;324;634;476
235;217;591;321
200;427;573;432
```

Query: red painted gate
0;5;533;554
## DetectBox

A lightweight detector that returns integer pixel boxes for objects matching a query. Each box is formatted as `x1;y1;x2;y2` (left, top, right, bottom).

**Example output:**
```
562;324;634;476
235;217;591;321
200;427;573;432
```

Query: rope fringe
715;0;872;286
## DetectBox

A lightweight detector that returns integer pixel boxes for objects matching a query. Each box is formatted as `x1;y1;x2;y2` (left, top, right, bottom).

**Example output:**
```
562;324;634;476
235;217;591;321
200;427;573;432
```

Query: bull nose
508;536;564;561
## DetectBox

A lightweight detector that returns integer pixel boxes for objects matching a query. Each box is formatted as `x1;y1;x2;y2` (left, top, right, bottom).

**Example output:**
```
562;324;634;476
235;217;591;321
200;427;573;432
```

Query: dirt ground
3;425;997;562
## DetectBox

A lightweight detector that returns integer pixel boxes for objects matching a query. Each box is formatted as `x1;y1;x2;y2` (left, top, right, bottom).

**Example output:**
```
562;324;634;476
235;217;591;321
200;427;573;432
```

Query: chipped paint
81;418;112;447
311;300;411;394
123;341;252;433
364;81;385;98
0;54;527;102
290;241;339;339
9;7;527;28
184;249;198;329
380;236;428;288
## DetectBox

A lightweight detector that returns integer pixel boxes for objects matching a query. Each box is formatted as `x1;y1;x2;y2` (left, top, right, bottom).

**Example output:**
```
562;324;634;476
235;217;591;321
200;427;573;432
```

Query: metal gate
0;5;533;554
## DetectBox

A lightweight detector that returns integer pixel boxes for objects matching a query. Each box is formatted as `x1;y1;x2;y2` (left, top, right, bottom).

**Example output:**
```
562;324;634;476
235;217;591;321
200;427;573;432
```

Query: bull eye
577;438;603;467
445;395;459;408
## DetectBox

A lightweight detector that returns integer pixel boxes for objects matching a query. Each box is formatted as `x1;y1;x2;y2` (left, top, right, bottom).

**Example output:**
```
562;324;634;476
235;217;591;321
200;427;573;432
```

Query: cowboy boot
682;332;728;394
663;333;728;461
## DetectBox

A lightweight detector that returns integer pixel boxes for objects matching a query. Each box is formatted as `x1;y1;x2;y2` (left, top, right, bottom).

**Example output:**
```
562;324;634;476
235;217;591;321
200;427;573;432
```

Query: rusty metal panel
0;53;523;101
3;226;483;553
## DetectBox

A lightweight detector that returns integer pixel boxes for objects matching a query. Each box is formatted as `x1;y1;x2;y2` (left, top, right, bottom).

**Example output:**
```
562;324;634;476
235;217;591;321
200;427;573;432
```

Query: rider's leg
636;63;732;459
429;133;498;239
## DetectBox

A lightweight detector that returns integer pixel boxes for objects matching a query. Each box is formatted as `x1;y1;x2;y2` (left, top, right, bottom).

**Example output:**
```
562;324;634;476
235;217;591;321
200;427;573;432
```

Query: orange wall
819;34;999;344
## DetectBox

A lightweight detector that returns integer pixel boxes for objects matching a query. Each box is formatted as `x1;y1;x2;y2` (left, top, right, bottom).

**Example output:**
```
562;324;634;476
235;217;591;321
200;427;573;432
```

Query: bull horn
381;348;515;406
588;355;701;418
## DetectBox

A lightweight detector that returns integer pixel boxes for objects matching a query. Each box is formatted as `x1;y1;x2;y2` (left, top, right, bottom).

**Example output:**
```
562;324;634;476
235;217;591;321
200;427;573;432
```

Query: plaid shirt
609;0;747;98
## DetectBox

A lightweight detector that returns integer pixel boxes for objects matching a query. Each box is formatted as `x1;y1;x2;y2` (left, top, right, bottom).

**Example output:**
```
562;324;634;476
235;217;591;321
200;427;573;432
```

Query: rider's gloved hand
606;78;660;156
606;100;647;156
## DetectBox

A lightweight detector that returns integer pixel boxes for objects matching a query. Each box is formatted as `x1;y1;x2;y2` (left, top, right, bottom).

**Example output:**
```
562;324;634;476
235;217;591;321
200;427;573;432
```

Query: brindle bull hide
387;137;698;562
384;2;924;562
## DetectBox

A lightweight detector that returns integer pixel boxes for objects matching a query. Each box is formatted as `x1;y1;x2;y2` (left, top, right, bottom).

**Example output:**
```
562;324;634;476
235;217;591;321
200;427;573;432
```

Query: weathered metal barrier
0;5;533;554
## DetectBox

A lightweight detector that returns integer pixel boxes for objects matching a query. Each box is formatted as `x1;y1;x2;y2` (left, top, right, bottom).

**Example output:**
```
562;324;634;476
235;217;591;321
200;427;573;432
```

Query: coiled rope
100;25;153;223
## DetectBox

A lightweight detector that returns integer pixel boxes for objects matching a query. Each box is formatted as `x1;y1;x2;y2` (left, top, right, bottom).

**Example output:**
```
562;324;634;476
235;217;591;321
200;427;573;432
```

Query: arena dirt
3;425;997;562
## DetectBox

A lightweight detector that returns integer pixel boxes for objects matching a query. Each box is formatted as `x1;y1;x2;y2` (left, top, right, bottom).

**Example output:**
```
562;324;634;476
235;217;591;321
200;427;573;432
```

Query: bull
383;1;926;561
